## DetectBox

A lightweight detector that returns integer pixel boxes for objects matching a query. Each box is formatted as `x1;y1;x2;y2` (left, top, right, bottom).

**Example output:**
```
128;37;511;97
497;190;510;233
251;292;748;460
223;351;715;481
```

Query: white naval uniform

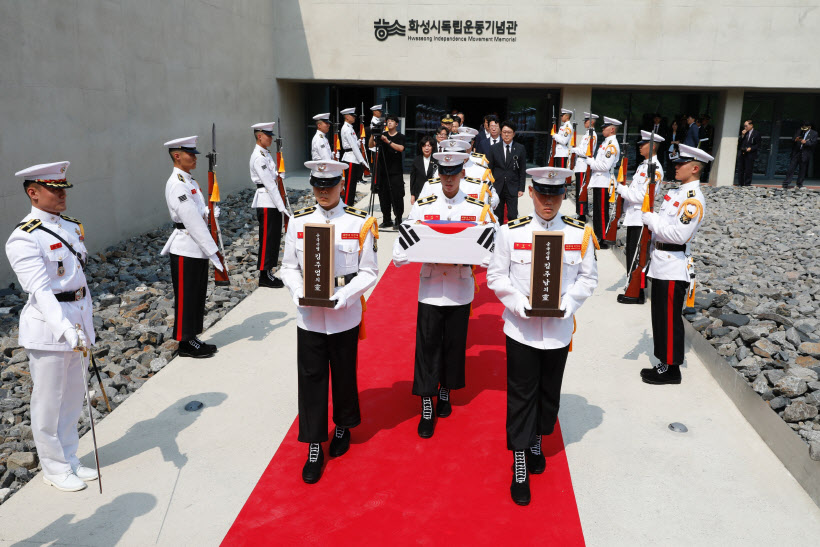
571;131;598;173
588;135;620;189
643;180;706;282
280;202;379;333
161;167;218;259
250;144;289;213
464;157;500;209
417;174;499;211
553;121;572;158
393;190;498;306
615;155;664;227
311;130;332;161
5;207;96;476
486;213;598;350
340;122;367;165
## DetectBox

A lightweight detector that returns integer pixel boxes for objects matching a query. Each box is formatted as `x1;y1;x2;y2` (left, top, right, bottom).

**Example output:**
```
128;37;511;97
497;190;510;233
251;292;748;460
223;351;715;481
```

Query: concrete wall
0;0;294;284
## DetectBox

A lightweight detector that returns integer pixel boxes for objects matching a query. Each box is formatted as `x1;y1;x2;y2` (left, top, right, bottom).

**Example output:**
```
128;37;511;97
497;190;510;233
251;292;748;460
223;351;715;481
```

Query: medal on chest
57;260;65;277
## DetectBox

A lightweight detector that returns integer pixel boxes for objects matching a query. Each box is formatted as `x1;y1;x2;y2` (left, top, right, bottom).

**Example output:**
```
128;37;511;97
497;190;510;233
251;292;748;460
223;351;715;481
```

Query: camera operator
369;114;406;227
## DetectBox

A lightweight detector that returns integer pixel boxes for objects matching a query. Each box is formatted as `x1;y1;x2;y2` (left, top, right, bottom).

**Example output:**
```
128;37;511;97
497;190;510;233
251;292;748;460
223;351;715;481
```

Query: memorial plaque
299;223;336;308
525;231;564;317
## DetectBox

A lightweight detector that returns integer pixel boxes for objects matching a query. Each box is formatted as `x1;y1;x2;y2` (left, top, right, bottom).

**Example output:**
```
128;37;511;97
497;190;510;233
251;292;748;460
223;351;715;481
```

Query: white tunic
571;130;598;173
644;180;706;282
553;121;572;158
311;130;332;161
161;167;218;259
487;213;598;350
5;207;96;350
249;144;289;212
393;190;498;306
464;159;500;209
615;155;664;227
587;135;620;189
280;202;379;334
340;122;367;165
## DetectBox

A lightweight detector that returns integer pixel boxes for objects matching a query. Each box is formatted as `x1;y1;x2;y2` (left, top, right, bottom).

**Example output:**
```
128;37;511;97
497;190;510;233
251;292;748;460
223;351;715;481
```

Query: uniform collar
173;166;193;183
533;212;562;230
678;180;700;192
343;121;352;128
255;144;268;154
315;129;326;138
442;189;467;205
318;200;346;219
30;206;61;224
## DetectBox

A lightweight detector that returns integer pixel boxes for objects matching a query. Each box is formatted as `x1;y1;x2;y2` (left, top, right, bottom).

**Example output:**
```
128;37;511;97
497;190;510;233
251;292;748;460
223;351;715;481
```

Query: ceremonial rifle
548;105;557;167
275;117;293;232
605;118;629;242
567;109;577;185
579;116;595;216
206;123;230;286
623;130;656;299
360;101;371;176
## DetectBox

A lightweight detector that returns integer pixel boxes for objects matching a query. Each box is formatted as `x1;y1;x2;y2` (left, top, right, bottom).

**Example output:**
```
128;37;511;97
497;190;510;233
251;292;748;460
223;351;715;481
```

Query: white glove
513;298;531;319
330;291;348;310
63;327;87;349
292;288;303;308
559;296;580;319
209;253;224;272
641;211;657;230
213;205;221;219
393;252;410;267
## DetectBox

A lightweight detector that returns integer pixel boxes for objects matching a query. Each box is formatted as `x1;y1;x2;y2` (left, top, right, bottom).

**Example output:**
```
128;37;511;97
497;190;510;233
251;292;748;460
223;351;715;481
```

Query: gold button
326;220;331;224
448;205;452;209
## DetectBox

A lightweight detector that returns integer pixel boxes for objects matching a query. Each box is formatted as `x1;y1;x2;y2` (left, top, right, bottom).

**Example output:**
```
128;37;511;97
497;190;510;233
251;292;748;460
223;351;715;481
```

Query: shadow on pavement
555;393;605;449
209;311;293;346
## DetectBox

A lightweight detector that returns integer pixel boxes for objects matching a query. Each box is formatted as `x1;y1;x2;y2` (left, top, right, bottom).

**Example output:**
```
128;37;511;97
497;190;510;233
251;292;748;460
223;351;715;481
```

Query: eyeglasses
501;130;514;135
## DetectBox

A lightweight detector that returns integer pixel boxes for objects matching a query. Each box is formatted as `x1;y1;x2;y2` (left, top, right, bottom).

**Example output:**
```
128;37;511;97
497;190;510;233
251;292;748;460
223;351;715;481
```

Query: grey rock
0;471;13;489
765;369;787;385
739;325;769;343
783;401;819;422
149;357;168;373
8;352;27;365
786;327;803;347
751;375;770;394
753;339;780;359
0;398;23;412
788;367;819;382
808;381;820;392
719;314;749;327
775;376;808;397
757;312;794;327
769;396;790;411
799;342;820;358
0;487;11;503
6;452;36;470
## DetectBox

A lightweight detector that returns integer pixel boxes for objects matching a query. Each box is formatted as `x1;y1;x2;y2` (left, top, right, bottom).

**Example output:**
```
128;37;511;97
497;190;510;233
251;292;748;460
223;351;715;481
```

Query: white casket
397;220;496;265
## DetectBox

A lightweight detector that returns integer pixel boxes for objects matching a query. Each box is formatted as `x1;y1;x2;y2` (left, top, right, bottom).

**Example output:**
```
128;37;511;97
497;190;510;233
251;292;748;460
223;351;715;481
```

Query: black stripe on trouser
649;277;688;366
575;172;587;216
297;325;361;443
169;254;209;341
624;225;644;277
377;171;405;222
591;187;609;243
505;336;569;451
412;302;470;396
344;162;364;206
256;207;283;271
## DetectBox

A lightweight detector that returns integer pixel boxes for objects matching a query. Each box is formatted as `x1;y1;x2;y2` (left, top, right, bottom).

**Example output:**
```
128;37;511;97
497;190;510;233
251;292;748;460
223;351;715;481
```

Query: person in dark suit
410;135;438;203
665;120;682;178
643;113;668;172
699;114;715;182
475;115;499;156
682;114;700;147
488;120;528;223
737;119;761;186
783;121;818;189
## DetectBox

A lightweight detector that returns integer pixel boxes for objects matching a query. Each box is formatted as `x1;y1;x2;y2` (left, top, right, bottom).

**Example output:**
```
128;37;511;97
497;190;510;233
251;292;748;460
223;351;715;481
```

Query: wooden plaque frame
299;223;336;308
525;231;564;317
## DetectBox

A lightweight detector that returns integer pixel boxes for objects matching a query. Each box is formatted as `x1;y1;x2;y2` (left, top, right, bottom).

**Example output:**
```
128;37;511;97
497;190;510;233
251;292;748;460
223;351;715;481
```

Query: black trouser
256;207;283;271
170;254;209;341
649;277;688;366
575;172;587;217
624;225;643;276
784;152;810;186
344;162;365;206
413;302;470;396
591;187;609;243
297;325;361;443
377;171;405;222
493;186;520;224
737;153;755;186
505;336;569;451
554;156;568;168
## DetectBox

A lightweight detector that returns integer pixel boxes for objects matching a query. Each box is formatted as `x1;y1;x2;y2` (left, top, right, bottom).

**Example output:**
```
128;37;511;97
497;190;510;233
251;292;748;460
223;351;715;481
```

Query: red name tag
461;216;476;221
565;244;582;251
50;243;62;250
514;243;532;250
341;233;358;240
673;201;680;207
469;194;478;198
297;232;303;239
424;215;440;220
664;195;671;201
192;189;197;194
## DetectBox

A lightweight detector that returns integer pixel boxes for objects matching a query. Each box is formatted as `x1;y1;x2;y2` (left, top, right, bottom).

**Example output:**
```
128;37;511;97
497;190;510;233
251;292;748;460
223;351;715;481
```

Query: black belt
335;273;358;287
256;184;264;189
655;242;686;252
55;287;86;302
342;148;353;153
174;222;186;230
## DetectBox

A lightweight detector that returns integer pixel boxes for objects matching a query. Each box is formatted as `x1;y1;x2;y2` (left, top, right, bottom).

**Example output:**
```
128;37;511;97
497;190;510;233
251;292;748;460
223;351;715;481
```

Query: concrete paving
1;183;820;546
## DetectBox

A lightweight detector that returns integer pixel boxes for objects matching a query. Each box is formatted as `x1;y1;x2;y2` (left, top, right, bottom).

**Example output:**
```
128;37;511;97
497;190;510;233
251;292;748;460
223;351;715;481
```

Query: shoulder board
687;189;696;198
465;177;482;184
465;196;483;207
562;216;585;229
59;214;81;225
427;178;441;184
344;206;367;218
418;195;437;206
177;174;184;182
17;219;42;233
293;206;316;218
508;216;532;229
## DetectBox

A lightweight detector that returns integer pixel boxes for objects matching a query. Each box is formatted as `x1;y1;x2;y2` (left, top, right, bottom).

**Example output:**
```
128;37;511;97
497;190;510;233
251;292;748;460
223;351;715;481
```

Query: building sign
374;18;518;43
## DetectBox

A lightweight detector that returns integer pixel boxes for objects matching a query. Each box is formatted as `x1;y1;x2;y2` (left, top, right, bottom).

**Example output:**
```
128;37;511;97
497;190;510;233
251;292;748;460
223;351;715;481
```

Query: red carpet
223;264;585;546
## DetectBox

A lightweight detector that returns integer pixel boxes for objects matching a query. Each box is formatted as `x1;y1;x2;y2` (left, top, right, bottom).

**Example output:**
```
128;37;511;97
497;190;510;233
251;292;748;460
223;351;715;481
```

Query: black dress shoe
417;397;435;438
380;219;394;228
436;387;452;418
617;292;645;305
178;339;215;359
329;427;350;457
526;438;546;474
510;451;531;506
598;241;610;250
302;443;324;484
640;364;682;385
259;270;285;288
193;337;217;354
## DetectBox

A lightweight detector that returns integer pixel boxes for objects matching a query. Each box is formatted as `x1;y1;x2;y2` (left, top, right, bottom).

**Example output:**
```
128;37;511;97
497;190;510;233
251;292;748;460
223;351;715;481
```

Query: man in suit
683;114;700;147
475;115;499;156
644;113;668;164
698;114;714;181
737;119;761;187
488;120;528;223
783;121;817;189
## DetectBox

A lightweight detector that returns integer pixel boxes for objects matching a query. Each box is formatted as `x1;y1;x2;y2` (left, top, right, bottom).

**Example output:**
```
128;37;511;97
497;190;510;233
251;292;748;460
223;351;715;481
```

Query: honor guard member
311;113;333;161
570;113;598;221
440;114;455;133
616;130;665;304
366;104;384;161
487;167;598;506
161;136;222;358
587;116;621;248
250;122;292;288
640;144;710;385
280;159;379;484
5;161;98;492
552;109;573;169
393;152;498;439
340;107;369;206
464;149;500;210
